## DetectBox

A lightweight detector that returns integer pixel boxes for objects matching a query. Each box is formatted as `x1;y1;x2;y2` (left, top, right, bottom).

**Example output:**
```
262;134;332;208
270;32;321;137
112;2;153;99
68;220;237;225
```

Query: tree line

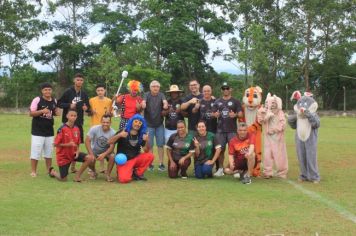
0;0;355;109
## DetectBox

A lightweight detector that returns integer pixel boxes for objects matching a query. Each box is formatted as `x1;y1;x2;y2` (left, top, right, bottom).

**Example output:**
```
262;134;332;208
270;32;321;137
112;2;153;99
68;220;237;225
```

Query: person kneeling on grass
85;114;116;182
166;120;195;179
108;114;153;183
224;122;255;184
193;121;221;179
49;109;94;182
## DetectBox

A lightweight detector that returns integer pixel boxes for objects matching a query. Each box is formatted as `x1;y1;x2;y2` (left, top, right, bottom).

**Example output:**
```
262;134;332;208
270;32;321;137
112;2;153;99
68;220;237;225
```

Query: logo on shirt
221;108;229;118
228;101;233;106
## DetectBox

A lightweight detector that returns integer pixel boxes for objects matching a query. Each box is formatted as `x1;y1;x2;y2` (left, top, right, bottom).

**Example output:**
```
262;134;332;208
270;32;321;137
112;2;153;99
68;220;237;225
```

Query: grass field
0;114;355;235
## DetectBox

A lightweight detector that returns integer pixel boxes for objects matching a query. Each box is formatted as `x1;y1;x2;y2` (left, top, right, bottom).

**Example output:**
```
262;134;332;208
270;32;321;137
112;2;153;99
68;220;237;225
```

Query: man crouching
109;114;154;183
224;122;255;184
50;109;94;182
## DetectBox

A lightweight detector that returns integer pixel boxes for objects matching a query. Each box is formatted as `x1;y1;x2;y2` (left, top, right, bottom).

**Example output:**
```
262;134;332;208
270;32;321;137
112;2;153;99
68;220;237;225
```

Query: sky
10;29;241;74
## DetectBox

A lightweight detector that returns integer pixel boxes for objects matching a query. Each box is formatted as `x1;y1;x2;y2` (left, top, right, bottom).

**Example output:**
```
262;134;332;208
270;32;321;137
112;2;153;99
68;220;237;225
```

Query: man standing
181;79;203;133
115;80;143;130
58;73;90;173
224;123;255;184
85;115;116;182
198;85;217;133
141;80;168;171
89;84;112;127
213;82;243;176
162;84;185;143
29;83;59;177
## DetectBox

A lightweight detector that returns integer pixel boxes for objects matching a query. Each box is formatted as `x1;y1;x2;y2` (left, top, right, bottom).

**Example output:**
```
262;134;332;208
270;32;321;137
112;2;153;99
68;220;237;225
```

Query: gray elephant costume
288;91;320;182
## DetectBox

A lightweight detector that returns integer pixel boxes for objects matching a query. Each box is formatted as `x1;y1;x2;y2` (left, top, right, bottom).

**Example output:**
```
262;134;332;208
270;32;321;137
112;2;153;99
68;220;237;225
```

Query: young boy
29;83;58;177
49;109;94;182
89;84;113;173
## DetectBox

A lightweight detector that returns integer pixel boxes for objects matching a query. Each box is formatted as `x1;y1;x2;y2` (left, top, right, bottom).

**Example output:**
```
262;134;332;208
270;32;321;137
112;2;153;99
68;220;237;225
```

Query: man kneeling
50;109;94;182
109;114;153;183
224;122;255;184
85;114;116;182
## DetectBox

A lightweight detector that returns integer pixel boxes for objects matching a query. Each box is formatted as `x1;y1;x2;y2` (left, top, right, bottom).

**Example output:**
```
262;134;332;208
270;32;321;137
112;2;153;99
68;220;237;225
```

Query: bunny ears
290;91;313;101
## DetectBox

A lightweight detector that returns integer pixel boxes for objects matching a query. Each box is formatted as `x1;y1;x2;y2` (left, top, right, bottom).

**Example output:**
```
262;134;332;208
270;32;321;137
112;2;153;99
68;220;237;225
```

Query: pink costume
258;93;288;178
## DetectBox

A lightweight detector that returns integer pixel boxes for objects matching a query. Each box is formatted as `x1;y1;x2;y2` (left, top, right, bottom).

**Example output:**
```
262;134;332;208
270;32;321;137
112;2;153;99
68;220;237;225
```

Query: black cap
221;82;230;89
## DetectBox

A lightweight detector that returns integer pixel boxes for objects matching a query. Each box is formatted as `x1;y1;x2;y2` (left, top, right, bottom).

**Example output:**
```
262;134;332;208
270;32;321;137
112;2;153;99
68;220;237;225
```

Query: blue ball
115;153;127;165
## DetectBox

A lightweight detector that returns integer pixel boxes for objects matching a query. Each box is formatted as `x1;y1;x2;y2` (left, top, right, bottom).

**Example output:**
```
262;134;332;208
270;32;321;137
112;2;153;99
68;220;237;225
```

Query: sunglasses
133;119;143;126
221;87;230;90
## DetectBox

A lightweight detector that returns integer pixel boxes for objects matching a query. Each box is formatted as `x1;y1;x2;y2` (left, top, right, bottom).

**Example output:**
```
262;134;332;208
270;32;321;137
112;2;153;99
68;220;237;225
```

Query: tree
0;0;47;67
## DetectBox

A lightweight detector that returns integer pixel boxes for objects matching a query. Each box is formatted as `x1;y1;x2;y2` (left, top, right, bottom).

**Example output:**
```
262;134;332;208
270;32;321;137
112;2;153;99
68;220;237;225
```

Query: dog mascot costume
258;93;288;178
240;86;263;177
288;91;320;183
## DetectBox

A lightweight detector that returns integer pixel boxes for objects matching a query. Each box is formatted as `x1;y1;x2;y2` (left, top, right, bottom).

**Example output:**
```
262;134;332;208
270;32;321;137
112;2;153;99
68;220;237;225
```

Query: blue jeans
195;163;213;179
147;124;165;148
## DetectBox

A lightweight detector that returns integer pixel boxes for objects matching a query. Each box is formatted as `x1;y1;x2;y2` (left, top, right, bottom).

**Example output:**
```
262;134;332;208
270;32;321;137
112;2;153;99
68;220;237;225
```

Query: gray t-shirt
143;92;166;127
87;125;116;155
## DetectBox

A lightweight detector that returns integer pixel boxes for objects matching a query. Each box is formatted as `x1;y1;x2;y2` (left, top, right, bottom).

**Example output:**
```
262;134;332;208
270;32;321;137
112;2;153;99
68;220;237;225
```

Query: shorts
164;128;177;144
216;132;236;149
58;152;87;178
94;152;114;161
148;124;165;148
30;135;54;160
234;158;248;171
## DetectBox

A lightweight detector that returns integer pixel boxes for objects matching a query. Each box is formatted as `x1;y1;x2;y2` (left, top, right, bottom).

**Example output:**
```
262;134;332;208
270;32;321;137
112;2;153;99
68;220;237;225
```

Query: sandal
73;179;82;183
89;171;97;180
106;176;114;182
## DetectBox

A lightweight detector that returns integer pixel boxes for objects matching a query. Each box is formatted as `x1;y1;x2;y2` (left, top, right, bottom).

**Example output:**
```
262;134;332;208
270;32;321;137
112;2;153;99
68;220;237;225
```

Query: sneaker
181;176;188;179
233;172;240;179
132;172;147;181
158;163;166;171
148;164;154;171
213;168;224;177
241;175;252;184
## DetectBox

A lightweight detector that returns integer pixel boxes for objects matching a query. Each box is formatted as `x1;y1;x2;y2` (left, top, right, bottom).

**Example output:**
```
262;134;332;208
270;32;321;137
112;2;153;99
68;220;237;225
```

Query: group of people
29;73;321;184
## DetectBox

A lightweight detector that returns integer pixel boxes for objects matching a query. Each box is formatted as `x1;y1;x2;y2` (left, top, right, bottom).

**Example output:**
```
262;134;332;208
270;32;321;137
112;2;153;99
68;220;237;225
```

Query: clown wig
125;114;147;145
127;80;144;93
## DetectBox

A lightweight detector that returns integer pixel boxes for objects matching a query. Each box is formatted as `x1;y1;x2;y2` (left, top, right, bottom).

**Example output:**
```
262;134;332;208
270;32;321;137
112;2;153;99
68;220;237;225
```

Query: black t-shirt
199;98;217;133
213;97;242;132
58;87;90;126
164;98;184;130
143;92;165;127
182;93;203;131
30;96;57;136
115;131;146;160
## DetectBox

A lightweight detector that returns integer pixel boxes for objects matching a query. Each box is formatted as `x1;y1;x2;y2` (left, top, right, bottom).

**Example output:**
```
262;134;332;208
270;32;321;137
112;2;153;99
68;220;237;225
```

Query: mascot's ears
290;91;301;101
255;86;262;94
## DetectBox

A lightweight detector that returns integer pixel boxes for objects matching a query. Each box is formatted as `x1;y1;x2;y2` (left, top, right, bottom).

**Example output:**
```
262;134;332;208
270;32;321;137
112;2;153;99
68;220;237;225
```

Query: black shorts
58;152;87;178
77;125;84;143
216;132;236;149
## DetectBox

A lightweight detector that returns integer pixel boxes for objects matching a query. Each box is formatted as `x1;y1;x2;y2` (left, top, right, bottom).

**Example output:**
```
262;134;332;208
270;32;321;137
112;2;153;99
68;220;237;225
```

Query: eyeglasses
189;84;198;87
133;119;143;126
221;87;230;90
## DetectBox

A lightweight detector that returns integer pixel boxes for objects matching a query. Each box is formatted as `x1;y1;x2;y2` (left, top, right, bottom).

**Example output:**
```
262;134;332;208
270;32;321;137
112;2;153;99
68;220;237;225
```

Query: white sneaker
233;172;240;179
214;168;224;177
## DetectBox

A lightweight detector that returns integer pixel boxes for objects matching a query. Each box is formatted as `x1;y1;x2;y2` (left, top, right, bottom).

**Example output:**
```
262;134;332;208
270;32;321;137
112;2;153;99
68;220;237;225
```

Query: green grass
0;114;355;235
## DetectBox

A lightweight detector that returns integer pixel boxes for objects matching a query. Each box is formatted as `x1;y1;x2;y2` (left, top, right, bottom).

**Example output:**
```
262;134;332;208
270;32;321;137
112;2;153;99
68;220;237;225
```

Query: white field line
286;180;356;224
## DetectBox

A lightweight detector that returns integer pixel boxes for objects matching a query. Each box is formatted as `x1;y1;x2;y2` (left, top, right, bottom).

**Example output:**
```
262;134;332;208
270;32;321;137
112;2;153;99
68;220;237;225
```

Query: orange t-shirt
89;96;112;126
228;133;255;160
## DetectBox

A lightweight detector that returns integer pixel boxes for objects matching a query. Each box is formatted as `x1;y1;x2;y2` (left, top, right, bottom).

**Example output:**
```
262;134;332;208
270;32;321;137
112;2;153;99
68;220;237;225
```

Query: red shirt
228;133;255;160
54;124;81;166
117;94;143;119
